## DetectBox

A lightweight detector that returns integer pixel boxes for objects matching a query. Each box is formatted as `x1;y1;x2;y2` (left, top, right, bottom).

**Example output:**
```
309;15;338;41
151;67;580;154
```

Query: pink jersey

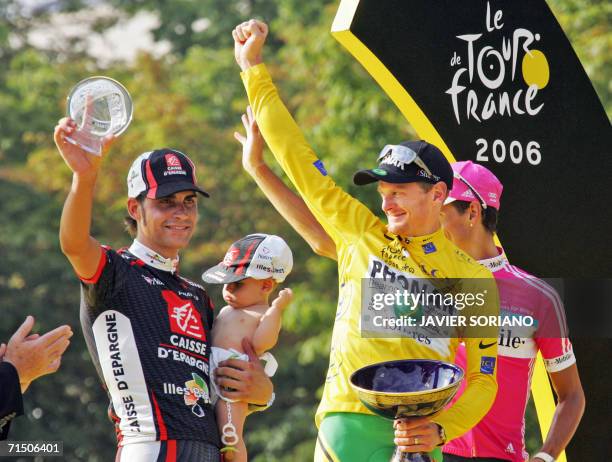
443;250;576;461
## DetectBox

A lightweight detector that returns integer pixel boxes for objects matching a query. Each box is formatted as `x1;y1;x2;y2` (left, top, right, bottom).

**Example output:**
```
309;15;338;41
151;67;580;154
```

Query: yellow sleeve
241;64;379;247
431;268;500;441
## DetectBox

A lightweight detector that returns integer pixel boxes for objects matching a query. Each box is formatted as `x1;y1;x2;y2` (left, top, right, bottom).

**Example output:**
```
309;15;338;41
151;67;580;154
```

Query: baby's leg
216;399;248;462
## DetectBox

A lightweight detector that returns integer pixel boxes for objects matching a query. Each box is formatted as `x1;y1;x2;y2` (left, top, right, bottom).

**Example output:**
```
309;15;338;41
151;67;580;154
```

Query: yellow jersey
242;64;499;441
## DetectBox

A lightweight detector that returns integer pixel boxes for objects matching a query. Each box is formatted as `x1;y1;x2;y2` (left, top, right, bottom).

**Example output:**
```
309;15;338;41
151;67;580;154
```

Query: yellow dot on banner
522;49;549;89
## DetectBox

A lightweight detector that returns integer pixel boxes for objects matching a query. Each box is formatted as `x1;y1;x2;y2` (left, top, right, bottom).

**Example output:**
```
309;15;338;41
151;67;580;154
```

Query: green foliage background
0;1;608;460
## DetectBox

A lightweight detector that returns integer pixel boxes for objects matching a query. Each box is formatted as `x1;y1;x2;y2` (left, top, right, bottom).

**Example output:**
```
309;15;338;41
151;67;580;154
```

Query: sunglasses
377;144;434;178
453;171;487;209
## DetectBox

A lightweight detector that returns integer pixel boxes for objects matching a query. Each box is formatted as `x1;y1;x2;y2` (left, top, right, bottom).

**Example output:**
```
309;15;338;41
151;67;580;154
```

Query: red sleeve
78;246;109;284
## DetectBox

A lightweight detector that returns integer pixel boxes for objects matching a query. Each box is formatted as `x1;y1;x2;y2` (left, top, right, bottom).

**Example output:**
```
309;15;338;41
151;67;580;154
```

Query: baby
202;233;293;461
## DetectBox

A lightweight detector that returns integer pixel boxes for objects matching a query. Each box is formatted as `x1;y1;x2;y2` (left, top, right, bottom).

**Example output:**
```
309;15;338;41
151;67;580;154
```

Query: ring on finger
413;437;419;446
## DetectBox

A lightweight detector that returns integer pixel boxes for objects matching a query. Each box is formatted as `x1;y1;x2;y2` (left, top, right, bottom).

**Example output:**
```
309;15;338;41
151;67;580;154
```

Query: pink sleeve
535;287;576;373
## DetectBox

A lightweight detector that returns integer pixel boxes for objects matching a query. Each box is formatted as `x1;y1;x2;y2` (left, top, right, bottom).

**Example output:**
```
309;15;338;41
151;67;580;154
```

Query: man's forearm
59;173;97;255
431;371;497;441
537;390;585;458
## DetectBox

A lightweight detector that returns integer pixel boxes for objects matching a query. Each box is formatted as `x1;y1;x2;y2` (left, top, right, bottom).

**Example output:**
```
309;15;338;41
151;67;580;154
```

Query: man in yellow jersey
232;19;499;462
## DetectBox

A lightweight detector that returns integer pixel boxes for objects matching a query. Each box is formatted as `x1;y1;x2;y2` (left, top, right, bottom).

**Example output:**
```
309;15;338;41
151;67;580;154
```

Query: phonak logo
446;1;549;126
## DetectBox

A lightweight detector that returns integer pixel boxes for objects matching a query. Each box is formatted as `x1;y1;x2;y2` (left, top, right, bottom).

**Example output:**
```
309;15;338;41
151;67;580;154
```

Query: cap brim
353;168;434;186
443;196;457;205
153;182;210;198
201;264;247;284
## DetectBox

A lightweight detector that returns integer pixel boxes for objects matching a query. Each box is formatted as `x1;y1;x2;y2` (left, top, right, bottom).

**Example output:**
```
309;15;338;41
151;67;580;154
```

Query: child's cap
202;234;293;284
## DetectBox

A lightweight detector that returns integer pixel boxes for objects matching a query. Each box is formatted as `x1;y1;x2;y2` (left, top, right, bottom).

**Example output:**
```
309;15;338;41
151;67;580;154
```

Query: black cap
127;148;210;199
353;140;453;190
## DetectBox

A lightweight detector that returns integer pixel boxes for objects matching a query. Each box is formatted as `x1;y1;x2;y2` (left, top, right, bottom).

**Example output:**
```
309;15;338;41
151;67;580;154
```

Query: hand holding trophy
64;76;133;156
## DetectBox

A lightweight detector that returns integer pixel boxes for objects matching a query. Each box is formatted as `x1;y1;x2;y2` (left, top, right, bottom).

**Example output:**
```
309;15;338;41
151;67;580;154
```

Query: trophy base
391;448;434;462
65;133;103;156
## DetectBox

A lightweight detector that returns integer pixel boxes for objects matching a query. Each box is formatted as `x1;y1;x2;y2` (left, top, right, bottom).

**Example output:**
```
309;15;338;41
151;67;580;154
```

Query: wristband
533;452;555;462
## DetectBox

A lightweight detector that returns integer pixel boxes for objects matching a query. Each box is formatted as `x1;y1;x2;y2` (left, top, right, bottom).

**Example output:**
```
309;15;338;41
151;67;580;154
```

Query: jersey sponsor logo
105;313;130;391
121;395;141;432
498;327;526;349
505;442;515;454
480;356;496;374
364;257;451;352
158;345;209;376
479;340;496;349
177;290;199;301
146;251;167;265
180;278;205;292
369;258;418;287
422;242;437;254
163;373;211;417
93;311;155;440
544;351;575;369
162;291;206;340
142;275;164;286
313;159;328;176
168;334;207;355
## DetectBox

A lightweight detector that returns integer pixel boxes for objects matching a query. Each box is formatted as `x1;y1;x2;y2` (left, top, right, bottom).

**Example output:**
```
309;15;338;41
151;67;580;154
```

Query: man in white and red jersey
54;118;273;461
440;161;585;462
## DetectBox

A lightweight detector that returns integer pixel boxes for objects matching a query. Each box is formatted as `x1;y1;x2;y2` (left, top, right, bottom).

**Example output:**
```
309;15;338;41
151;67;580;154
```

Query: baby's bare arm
251;288;293;355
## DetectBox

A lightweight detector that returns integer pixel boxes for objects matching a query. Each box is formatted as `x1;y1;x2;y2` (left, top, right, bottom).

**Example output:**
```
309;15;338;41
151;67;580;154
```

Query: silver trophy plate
65;76;133;155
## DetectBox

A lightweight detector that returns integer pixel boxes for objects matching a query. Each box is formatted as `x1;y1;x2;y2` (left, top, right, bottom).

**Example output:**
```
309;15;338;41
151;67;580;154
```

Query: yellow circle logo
522;49;549;89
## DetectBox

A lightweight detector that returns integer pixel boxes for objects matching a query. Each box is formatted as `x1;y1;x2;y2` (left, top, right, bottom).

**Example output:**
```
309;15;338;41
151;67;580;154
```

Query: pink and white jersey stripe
444;250;576;461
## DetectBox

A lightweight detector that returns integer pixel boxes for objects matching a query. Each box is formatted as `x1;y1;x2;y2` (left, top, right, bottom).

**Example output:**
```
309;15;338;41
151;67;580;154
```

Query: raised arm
233;19;379;247
251;288;293;355
235;107;337;260
54;113;115;279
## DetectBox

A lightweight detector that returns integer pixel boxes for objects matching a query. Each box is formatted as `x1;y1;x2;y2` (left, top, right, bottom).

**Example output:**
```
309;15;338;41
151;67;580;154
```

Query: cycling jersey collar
478;248;508;273
129;239;180;273
391;227;448;255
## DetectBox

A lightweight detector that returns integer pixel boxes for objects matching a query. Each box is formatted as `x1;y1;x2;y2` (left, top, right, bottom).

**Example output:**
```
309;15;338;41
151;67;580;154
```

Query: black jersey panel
79;248;220;447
